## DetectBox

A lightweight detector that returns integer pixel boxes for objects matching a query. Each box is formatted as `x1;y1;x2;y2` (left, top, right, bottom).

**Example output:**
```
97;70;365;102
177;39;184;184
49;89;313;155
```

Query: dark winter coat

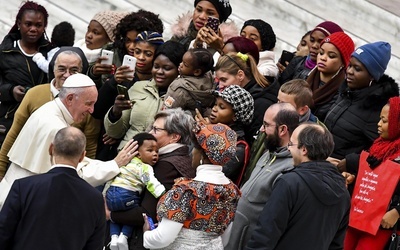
324;75;399;159
245;161;350;250
0;33;52;142
278;56;311;85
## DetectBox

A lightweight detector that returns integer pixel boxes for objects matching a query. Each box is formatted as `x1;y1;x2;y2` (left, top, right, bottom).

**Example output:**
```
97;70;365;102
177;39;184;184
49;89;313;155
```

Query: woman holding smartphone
93;30;164;161
88;11;164;162
104;41;185;151
170;0;234;52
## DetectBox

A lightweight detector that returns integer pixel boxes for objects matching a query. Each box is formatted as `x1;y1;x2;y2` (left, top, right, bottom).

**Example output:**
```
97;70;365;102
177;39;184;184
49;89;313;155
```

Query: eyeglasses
150;125;167;134
262;121;277;131
287;141;298;147
56;67;80;75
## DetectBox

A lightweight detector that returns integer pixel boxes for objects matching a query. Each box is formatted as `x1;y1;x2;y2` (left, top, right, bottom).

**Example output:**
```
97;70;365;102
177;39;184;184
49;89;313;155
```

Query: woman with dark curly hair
88;10;164;89
89;10;164;161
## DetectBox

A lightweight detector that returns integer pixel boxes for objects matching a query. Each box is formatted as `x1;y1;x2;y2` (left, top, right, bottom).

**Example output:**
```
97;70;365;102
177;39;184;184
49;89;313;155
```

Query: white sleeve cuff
77;157;120;187
143;218;183;249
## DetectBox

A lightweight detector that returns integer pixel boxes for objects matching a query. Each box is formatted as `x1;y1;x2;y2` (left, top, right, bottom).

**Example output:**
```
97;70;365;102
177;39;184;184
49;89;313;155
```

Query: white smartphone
101;49;114;65
122;55;137;78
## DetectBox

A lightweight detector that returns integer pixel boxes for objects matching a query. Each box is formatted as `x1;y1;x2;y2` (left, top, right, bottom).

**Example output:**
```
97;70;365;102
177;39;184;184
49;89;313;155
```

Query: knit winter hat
225;36;260;64
388;97;400;140
311;21;343;37
92;11;127;41
193;122;237;165
214;85;254;125
351;41;391;81
135;31;164;46
241;19;276;51
320;32;354;67
153;41;186;68
194;0;232;22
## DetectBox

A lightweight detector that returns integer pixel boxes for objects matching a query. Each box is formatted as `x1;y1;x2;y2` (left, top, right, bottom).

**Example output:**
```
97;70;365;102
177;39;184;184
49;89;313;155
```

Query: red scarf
367;137;400;168
367;97;400;168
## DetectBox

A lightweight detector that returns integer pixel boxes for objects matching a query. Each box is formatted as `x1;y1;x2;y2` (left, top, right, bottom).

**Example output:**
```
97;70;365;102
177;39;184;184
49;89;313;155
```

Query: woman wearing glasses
104;41;186;152
107;108;196;250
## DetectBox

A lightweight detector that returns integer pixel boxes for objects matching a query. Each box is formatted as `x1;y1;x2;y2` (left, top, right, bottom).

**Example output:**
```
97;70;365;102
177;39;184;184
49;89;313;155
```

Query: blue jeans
106;186;141;237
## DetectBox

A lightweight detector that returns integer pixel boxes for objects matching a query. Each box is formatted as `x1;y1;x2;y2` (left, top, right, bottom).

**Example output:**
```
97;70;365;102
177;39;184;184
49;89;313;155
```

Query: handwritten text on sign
353;170;379;214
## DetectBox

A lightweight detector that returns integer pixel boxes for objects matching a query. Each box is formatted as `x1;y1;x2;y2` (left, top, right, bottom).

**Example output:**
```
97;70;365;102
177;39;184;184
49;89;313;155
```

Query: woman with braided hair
342;97;400;249
0;1;53;145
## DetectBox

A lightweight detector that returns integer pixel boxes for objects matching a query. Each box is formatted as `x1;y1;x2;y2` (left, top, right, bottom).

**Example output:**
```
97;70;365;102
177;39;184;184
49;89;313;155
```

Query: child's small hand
195;108;210;124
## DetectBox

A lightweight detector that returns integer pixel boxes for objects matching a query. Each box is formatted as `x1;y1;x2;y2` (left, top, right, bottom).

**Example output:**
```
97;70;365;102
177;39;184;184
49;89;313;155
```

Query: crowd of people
0;0;399;250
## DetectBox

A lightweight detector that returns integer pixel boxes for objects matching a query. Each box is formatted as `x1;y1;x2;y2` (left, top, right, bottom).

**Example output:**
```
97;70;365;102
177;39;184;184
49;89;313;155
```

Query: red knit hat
388;97;400;140
312;21;343;37
320;32;354;67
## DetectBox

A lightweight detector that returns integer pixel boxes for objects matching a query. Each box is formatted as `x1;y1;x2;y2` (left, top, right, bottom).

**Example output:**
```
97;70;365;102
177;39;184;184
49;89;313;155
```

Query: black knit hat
153;41;185;68
241;19;276;51
194;0;232;23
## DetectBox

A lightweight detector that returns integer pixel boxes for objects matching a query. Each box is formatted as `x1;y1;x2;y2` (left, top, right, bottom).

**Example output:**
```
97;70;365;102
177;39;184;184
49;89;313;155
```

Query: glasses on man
287;141;298;147
56;66;80;75
150;125;167;134
262;121;277;131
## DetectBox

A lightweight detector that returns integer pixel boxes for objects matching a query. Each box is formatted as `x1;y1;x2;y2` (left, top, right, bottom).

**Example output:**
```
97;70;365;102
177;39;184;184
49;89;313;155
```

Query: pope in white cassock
0;73;137;210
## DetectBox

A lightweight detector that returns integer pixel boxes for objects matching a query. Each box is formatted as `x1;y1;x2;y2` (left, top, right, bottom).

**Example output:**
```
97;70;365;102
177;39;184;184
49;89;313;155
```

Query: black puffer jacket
0;33;52;142
243;78;279;145
324;75;399;159
278;56;311;85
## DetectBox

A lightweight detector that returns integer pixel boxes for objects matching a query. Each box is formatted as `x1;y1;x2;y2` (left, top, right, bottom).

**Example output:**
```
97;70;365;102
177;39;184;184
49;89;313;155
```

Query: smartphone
122;54;137;78
117;84;130;101
280;50;295;65
147;216;156;230
206;16;220;33
101;49;114;65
